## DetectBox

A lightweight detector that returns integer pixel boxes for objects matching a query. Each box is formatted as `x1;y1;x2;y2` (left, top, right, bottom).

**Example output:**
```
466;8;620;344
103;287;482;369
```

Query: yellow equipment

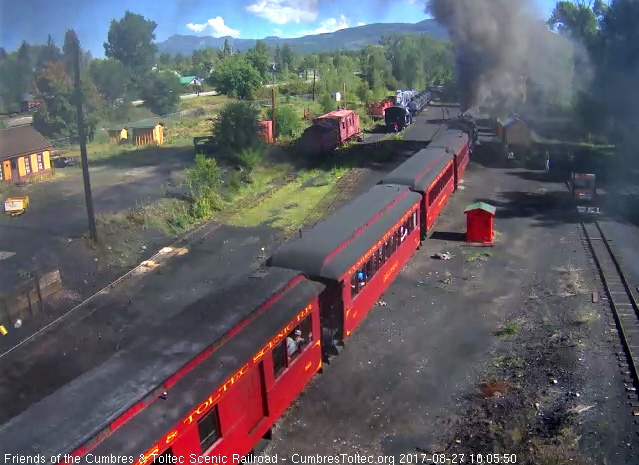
4;196;29;216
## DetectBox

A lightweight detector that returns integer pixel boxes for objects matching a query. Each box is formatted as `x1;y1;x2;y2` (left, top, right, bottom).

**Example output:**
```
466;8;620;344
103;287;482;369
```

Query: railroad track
308;168;368;228
582;221;639;418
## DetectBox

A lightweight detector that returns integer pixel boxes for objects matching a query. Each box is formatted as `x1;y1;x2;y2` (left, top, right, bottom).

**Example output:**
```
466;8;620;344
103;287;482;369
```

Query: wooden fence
0;270;62;328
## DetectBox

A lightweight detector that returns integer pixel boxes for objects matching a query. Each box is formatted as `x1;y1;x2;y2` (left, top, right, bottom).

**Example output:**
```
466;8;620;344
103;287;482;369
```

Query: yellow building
0;125;52;183
107;126;128;143
130;122;165;146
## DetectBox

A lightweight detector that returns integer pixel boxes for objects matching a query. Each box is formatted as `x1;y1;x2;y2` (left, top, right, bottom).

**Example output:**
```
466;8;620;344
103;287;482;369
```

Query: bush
251;86;272;100
278;78;313;96
276;105;303;138
213;102;261;153
210;56;263;99
237;145;265;171
185;154;223;219
319;93;336;113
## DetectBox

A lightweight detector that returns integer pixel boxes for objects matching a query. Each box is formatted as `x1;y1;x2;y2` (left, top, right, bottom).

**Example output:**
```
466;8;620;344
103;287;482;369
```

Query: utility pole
343;82;347;109
271;87;277;140
73;33;97;243
312;69;316;102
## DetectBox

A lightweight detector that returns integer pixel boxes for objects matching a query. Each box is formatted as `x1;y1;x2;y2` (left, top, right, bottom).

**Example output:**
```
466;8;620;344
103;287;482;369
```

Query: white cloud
186;16;240;37
357;22;366;26
272;28;283;36
299;14;350;35
246;0;318;25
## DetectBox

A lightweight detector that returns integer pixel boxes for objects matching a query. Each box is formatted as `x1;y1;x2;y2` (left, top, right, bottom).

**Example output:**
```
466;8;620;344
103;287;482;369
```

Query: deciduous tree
210;56;262;99
104;11;158;73
140;71;181;115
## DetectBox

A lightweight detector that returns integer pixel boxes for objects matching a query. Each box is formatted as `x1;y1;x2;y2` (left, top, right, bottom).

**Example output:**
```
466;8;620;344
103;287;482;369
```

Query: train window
273;342;286;377
364;258;373;280
198;406;220;452
412;211;417;230
351;272;359;297
152;448;174;464
285;318;312;362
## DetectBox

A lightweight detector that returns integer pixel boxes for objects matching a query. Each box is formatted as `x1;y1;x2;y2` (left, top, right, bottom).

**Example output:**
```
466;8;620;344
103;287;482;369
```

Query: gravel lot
266;148;638;464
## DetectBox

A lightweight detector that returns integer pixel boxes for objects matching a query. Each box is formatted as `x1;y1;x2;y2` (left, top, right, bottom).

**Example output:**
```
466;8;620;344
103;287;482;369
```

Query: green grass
178;94;234;111
498;322;519;338
225;167;349;232
464;250;494;262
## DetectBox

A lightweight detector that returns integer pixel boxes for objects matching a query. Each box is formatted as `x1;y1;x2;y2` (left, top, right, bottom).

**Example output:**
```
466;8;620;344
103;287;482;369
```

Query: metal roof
0;267;321;456
380;147;454;193
464;202;496;215
429;130;469;154
128;120;165;129
502;114;525;128
269;184;421;280
0;125;51;162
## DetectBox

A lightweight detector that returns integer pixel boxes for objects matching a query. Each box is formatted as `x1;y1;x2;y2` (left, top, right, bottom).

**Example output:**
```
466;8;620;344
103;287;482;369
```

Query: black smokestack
427;0;587;113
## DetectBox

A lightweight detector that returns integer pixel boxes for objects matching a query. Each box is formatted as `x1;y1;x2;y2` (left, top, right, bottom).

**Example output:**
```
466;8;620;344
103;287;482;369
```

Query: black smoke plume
427;0;588;113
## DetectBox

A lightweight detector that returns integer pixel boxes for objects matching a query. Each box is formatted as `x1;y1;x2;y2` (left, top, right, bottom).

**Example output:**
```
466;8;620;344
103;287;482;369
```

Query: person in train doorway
358;270;367;291
287;329;305;358
545;151;551;171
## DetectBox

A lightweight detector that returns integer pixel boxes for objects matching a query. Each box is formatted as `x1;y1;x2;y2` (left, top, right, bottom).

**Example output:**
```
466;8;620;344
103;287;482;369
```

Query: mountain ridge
157;20;448;55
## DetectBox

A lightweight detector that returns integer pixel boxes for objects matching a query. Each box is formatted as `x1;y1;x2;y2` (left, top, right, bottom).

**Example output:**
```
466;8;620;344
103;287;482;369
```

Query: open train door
317;281;344;361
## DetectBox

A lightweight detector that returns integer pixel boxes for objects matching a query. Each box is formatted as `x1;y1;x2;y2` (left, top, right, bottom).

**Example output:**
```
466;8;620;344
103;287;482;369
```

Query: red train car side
367;99;393;119
269;184;422;351
381;147;456;237
1;268;324;462
429;130;470;184
85;280;324;463
299;109;361;156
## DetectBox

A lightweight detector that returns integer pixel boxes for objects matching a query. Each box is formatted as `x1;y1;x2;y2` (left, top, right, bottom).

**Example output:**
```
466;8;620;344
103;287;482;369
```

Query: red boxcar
429;130;470;184
2;268;325;462
299;109;361;156
269;184;422;353
367;99;393;119
381;147;456;237
258;120;273;143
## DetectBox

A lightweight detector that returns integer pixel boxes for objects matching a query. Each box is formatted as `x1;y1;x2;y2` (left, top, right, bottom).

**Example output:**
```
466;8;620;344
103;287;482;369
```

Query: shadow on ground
430;231;467;242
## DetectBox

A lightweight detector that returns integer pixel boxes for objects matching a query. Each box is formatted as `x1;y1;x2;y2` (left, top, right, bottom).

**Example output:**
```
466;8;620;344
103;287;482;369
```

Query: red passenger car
429;130;470;184
2;268;324;462
381;148;456;236
299;109;361;156
269;184;421;353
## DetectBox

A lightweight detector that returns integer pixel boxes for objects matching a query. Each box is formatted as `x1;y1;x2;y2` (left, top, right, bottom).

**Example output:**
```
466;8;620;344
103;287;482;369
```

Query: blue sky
1;0;558;56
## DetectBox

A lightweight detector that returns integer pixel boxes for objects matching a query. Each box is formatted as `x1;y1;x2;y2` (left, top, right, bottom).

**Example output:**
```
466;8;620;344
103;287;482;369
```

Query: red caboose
300;109;361;156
